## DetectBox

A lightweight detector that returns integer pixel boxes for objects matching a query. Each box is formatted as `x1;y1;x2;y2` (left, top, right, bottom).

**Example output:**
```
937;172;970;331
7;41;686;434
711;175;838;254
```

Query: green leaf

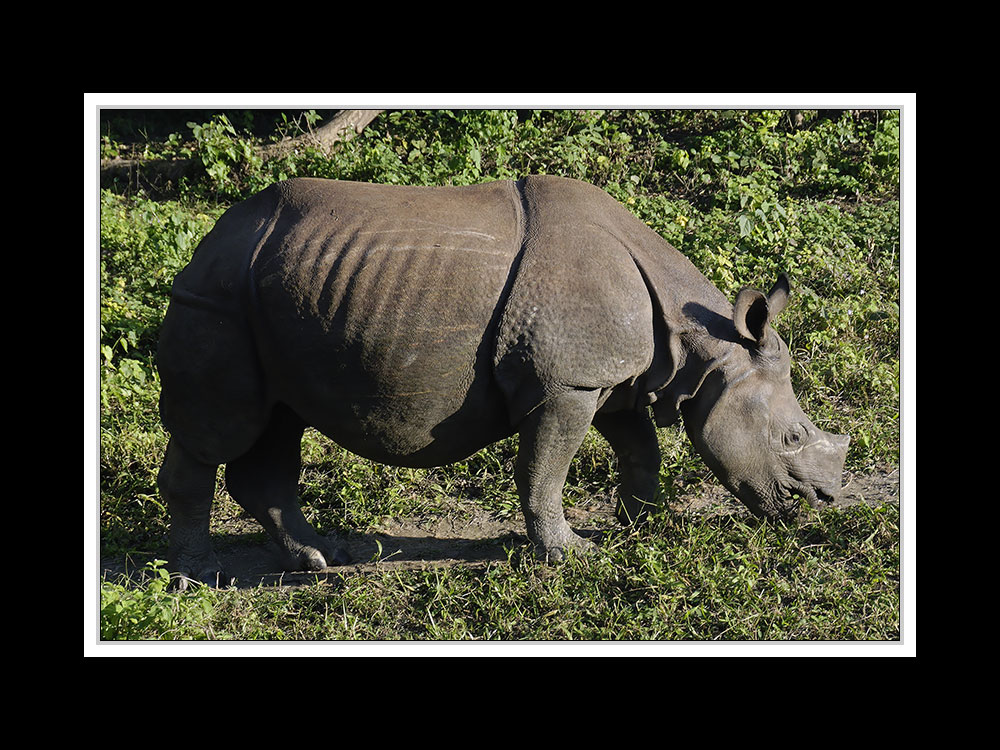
738;213;753;237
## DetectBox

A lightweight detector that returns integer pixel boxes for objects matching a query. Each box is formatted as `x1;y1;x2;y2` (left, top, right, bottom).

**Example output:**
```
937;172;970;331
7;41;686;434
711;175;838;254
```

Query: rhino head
656;274;850;522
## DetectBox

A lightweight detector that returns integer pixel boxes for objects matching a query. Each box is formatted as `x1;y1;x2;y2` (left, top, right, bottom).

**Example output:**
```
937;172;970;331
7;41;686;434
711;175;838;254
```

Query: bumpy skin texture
157;176;848;585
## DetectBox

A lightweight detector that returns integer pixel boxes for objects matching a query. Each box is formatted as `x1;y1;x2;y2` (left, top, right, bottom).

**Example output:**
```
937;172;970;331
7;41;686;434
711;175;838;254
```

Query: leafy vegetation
101;559;218;639
97;108;901;643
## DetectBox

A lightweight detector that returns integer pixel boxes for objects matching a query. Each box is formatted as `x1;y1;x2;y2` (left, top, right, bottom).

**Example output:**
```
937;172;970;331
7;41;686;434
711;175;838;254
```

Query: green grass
95;107;902;644
99;501;898;641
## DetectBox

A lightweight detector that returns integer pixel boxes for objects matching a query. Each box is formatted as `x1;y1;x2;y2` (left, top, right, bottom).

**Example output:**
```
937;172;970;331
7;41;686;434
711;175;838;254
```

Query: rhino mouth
782;481;840;511
743;481;840;522
733;476;841;522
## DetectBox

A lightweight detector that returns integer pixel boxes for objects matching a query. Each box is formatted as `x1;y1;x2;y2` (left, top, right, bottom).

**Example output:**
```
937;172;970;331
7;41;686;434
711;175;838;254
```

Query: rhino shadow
206;526;608;588
681;302;743;346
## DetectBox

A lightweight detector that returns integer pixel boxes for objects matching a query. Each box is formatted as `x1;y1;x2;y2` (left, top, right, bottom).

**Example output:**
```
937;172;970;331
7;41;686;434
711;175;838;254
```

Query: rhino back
247;178;525;464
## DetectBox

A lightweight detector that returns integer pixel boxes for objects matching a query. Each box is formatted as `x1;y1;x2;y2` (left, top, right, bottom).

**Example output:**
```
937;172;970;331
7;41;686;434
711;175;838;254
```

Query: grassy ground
92;106;905;646
101;502;899;642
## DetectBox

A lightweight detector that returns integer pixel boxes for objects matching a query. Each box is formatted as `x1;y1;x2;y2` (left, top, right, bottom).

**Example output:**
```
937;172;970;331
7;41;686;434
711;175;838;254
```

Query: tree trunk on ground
261;109;383;157
100;109;384;192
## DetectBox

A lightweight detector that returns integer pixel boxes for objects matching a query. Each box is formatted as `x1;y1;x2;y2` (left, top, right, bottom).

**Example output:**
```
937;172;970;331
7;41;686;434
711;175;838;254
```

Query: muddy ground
101;464;899;589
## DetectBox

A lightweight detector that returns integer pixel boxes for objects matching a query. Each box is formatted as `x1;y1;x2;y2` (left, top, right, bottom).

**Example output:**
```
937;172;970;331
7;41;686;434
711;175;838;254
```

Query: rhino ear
733;274;790;346
766;273;790;320
733;287;770;345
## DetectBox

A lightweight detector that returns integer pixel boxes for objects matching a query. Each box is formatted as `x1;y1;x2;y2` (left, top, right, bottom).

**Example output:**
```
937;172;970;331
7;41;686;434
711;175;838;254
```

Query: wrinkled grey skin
157;176;848;587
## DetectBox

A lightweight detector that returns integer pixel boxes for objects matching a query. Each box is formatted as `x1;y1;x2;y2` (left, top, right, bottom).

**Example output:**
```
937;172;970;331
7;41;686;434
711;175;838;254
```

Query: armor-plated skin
157;176;848;586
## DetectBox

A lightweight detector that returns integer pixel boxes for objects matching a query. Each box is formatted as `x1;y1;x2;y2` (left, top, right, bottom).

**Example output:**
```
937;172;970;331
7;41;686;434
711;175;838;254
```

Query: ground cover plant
97;107;901;643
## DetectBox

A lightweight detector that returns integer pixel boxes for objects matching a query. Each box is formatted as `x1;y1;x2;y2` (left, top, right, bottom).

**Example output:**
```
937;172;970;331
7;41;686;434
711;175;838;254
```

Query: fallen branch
261;109;383;157
100;109;384;191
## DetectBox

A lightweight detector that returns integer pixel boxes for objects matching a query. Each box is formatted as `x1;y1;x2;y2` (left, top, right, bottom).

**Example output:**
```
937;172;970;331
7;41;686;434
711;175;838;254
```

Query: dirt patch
100;464;899;589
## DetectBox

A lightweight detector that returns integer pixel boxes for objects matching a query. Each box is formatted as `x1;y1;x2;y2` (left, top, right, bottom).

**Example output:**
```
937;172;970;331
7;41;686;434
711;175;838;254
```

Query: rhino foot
169;553;235;591
534;532;598;563
277;535;351;571
615;495;658;526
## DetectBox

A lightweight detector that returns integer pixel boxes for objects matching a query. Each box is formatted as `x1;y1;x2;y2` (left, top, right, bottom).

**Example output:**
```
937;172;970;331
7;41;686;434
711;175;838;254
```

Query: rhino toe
280;537;351;571
535;534;598;563
170;564;234;591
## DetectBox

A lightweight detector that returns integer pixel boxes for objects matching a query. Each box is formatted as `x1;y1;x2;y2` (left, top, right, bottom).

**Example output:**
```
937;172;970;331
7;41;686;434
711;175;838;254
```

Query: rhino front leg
515;388;601;561
592;408;662;525
224;404;350;571
159;439;231;589
594;410;660;526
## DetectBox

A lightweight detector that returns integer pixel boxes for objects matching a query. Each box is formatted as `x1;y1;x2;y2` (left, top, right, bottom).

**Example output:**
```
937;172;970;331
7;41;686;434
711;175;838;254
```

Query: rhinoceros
156;175;849;586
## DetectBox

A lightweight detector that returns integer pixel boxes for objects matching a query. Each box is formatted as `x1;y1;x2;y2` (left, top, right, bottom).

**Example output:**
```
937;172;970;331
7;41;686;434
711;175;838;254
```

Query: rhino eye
784;424;806;448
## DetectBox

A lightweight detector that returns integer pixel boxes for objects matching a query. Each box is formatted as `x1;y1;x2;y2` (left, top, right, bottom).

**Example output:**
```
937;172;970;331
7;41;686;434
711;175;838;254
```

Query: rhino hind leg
515;388;602;561
158;438;232;590
224;403;351;571
592;409;662;525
